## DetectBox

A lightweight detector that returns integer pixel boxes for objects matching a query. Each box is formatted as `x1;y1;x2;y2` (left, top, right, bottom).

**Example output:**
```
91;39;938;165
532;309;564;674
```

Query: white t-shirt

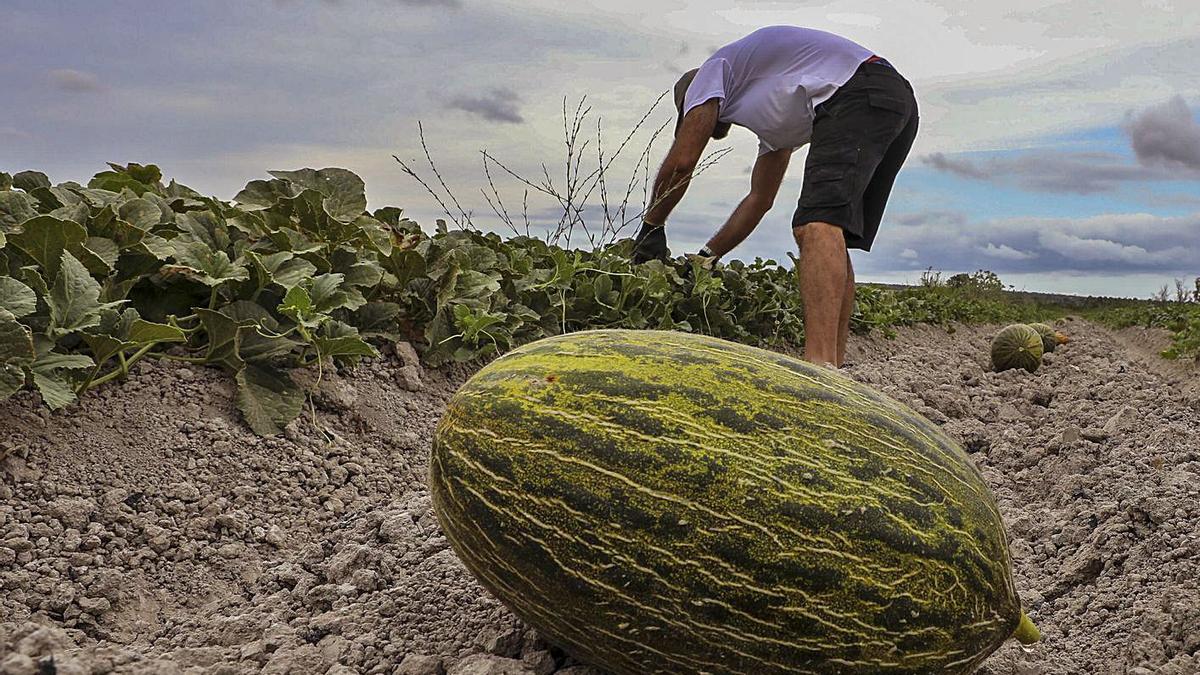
682;26;875;155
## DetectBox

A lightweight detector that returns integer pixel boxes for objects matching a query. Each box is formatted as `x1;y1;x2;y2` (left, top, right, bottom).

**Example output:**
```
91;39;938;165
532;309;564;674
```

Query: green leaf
355;215;393;256
235;364;304;436
351;301;402;337
32;353;95;372
175;210;230;252
0;190;39;230
76;236;120;275
12;171;51;192
267;168;366;222
381;249;426;287
195;308;246;370
273;257;317;290
220;301;302;362
26;352;94;410
66;186;121;208
279;286;326;329
341;260;384;289
452;303;505;343
234;178;303;210
88;173;155;196
309;273;366;313
0;277;38;318
315;334;377;360
244;250;316;293
0;308;35;399
8;215;89;279
50;202;90;226
137;233;176;260
31;370;76;410
315;321;377;362
81;332;135;366
88;164;161;196
109;162;162;187
118;198;163;231
165;241;250;287
90;212;149;251
128;319;186;344
48;251;118;339
19;267;48;299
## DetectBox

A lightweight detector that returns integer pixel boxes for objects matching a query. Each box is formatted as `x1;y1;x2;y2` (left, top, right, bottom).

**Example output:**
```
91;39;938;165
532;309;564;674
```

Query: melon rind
431;329;1033;675
1028;323;1058;354
991;324;1044;373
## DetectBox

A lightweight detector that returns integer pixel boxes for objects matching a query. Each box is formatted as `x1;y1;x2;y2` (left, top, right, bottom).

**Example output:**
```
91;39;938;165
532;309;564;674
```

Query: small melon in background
1028;322;1059;354
991;324;1044;373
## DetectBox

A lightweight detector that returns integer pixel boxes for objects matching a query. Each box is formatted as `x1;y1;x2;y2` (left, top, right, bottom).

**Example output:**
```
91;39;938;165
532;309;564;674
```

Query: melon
1028;323;1058;354
991;324;1043;373
431;329;1038;675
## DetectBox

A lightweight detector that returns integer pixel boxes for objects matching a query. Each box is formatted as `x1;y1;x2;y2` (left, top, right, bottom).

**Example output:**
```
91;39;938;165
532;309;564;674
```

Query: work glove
631;221;669;264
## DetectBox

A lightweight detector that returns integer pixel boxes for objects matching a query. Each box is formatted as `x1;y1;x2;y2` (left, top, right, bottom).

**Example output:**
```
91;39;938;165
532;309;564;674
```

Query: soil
2;319;1198;675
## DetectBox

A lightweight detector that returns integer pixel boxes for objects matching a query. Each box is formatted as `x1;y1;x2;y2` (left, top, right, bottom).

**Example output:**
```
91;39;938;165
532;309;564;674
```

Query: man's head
674;68;731;140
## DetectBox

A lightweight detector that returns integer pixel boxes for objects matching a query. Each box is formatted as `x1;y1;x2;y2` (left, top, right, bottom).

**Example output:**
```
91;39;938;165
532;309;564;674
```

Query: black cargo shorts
792;59;919;251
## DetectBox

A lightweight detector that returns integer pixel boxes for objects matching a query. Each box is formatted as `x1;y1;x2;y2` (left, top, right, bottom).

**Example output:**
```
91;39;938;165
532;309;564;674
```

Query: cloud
899;248;918;259
1038;230;1192;266
1124;96;1200;172
297;0;461;6
0;126;32;140
447;88;525;124
862;208;1200;277
921;150;1182;194
923;153;989;180
980;243;1037;260
47;68;104;93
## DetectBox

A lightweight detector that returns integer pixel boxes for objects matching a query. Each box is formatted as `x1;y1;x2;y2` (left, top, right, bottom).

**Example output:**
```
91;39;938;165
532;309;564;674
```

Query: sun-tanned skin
646;98;852;368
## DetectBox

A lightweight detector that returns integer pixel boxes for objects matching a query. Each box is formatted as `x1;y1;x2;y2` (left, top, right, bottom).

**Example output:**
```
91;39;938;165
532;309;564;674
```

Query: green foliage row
855;270;1064;338
1091;301;1200;360
0;164;1069;435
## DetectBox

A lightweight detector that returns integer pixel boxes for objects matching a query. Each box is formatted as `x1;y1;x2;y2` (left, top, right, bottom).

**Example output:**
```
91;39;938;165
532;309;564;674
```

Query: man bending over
631;25;918;368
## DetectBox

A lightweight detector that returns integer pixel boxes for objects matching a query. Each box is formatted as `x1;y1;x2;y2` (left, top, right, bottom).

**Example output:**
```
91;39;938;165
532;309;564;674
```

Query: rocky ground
1;319;1197;675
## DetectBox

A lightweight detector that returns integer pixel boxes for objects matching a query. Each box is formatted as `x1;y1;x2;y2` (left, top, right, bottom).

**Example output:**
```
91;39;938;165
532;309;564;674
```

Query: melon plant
431;329;1039;675
991;324;1043;373
1028;323;1059;354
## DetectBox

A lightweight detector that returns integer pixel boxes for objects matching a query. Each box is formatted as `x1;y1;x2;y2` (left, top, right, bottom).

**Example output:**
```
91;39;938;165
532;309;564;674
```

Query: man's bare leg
837;254;854;367
794;222;847;367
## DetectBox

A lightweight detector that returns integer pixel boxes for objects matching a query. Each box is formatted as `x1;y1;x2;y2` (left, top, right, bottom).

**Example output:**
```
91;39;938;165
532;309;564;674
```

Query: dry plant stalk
397;93;733;249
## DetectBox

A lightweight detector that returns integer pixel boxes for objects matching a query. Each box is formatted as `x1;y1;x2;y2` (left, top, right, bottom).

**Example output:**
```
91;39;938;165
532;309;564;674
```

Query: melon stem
1012;612;1041;644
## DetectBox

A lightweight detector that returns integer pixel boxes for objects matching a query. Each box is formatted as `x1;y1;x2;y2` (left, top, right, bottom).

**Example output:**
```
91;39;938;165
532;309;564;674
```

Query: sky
2;0;1199;298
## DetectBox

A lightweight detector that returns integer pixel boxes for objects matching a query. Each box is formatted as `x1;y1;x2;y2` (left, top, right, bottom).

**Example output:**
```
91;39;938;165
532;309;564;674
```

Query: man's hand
681;247;720;281
631;221;668;264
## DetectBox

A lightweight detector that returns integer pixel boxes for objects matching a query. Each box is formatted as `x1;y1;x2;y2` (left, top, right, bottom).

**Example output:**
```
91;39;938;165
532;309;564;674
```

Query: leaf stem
88;343;158;388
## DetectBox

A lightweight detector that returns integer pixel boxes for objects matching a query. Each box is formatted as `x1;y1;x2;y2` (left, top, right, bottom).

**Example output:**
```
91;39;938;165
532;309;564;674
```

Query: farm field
5;1;1200;671
2;319;1198;675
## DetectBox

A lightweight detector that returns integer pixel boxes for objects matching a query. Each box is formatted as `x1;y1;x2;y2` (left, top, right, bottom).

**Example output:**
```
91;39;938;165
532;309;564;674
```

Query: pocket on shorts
799;155;857;208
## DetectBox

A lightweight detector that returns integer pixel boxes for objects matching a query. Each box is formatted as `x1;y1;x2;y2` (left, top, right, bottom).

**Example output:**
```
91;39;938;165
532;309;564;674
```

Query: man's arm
703;147;791;258
643;99;719;225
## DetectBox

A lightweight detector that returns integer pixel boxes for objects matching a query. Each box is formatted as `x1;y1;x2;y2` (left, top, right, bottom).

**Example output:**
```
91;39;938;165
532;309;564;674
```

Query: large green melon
1027;323;1058;354
431;329;1038;675
990;324;1044;373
